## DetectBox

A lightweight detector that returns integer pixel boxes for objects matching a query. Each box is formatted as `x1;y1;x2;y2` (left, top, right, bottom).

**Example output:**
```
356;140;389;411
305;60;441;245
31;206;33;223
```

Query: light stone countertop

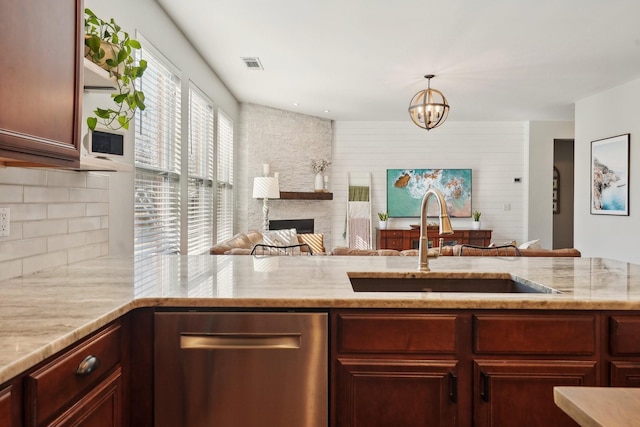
1;254;640;384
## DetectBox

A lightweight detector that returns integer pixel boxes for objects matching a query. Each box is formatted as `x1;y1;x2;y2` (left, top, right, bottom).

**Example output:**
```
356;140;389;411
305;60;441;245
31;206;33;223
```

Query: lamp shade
252;177;280;199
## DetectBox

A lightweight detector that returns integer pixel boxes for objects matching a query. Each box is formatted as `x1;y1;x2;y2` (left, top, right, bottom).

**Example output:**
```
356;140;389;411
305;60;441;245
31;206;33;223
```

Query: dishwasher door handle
180;333;302;349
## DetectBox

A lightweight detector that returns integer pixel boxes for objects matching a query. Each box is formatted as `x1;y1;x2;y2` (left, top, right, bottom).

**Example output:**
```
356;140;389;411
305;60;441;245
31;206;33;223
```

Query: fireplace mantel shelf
278;191;333;200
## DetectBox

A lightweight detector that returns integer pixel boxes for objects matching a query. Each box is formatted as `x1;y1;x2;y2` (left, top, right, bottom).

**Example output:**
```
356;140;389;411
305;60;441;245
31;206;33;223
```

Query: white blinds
216;110;234;242
187;85;215;255
134;39;182;257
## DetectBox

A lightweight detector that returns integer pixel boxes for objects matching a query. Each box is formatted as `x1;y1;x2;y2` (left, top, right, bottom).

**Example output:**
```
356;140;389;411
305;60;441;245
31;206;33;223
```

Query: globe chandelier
408;74;450;130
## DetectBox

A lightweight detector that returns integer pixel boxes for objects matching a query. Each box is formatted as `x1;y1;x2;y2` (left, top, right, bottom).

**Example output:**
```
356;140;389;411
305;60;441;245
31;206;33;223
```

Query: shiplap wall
330;121;528;249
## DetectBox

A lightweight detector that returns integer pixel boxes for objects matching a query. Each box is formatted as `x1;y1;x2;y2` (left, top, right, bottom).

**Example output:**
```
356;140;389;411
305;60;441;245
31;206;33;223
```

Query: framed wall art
591;134;629;216
386;168;472;218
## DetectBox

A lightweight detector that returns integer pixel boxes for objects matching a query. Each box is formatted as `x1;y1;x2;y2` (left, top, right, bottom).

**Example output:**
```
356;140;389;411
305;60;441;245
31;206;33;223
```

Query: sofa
210;230;326;255
330;245;581;257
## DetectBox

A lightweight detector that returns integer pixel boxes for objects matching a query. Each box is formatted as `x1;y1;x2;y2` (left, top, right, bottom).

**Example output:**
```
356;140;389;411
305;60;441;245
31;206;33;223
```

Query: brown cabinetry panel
0;384;19;427
336;313;458;354
0;0;81;167
609;315;640;355
336;358;458;427
610;361;640;387
26;323;122;426
48;368;122;427
473;314;596;355
473;360;596;427
377;228;492;250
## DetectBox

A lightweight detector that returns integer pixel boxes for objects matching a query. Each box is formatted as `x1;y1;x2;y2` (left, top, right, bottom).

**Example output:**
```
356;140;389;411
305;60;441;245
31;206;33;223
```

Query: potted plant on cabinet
84;8;147;131
472;210;481;229
378;212;389;229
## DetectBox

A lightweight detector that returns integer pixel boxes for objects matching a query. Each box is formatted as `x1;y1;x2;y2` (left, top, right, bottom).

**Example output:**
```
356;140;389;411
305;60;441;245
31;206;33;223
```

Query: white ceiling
155;0;640;122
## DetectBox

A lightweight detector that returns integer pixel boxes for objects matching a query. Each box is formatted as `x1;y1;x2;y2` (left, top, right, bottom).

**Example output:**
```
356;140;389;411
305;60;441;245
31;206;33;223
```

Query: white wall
528;121;575;249
330;121;529;249
85;0;240;254
575;78;640;263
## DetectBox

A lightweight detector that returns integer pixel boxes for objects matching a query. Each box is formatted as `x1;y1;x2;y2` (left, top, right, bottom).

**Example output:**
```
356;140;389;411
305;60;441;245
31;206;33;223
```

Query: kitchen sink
347;272;560;294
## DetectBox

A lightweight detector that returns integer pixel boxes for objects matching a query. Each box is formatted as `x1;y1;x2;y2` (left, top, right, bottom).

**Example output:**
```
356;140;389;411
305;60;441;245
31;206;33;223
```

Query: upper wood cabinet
0;0;82;168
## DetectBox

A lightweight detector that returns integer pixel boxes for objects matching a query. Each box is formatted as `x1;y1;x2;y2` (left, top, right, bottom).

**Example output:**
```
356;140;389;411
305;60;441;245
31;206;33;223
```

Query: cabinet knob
76;355;100;376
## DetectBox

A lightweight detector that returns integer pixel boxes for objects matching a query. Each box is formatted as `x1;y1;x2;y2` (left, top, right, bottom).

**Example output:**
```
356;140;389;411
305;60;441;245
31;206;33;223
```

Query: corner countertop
1;255;640;384
554;386;640;426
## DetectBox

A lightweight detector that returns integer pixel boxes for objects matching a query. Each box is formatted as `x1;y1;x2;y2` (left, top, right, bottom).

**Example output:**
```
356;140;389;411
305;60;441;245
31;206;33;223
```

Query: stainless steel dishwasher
154;311;328;426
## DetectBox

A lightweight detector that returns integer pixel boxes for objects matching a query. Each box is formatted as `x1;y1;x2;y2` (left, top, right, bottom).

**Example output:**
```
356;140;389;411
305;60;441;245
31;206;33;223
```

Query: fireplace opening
269;219;314;234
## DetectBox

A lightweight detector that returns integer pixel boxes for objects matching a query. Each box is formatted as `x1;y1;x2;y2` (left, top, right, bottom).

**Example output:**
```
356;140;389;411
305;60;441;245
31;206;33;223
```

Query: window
134;38;182;257
187;85;215;254
216;110;234;242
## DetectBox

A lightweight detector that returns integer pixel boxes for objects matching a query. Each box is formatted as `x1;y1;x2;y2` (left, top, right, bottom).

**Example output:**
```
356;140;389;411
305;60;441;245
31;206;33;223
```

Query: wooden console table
376;227;492;250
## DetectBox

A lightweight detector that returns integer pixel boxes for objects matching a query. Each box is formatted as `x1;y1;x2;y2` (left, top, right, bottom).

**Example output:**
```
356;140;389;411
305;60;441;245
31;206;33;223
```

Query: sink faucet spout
419;188;453;271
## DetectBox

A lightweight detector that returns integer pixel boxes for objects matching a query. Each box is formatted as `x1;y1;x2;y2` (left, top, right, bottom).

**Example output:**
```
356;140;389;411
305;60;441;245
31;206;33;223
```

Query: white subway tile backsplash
69;188;108;203
48;203;86;219
86;173;110;189
23;219;68;238
47;170;87;188
0;168;47;186
0;237;47;262
4;203;47;221
86;202;109;216
24;187;69;203
68;217;102;233
48;232;86;252
0;166;110;280
0;185;24;203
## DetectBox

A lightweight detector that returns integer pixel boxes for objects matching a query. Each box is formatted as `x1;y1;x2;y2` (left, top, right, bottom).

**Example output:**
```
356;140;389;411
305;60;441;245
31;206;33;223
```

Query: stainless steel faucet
418;188;454;271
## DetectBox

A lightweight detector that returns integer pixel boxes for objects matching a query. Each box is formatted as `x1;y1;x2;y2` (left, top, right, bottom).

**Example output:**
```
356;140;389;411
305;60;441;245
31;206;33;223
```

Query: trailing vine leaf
84;8;146;131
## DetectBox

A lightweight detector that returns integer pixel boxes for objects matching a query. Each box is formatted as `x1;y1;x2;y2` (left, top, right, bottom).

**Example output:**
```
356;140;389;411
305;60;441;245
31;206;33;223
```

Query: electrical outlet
0;208;9;237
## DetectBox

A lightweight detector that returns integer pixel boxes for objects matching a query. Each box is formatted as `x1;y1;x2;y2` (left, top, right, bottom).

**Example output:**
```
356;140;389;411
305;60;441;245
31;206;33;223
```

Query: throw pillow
297;233;324;254
262;228;299;247
518;239;542;250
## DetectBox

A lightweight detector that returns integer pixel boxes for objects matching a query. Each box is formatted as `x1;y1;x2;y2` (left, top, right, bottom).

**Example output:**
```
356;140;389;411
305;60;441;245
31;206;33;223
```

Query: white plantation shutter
187;85;215;254
134;37;182;257
216;110;234;242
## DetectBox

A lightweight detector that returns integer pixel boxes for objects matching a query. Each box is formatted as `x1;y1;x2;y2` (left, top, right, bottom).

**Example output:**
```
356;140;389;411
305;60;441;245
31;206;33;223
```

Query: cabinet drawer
384;230;403;238
609;316;640;355
336;313;458;354
385;239;403;250
473;314;595;355
468;231;489;238
26;322;121;426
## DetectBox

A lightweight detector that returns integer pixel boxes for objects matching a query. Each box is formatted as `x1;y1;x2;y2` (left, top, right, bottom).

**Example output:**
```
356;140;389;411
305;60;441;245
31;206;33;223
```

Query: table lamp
252;176;280;231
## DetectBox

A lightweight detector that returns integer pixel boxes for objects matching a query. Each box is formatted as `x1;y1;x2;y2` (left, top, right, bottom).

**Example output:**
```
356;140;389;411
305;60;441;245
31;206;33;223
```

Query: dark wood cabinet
332;309;600;427
25;322;124;427
377;228;492;250
606;314;640;387
335;358;458;427
473;360;596;427
0;0;82;168
332;311;463;426
0;383;20;427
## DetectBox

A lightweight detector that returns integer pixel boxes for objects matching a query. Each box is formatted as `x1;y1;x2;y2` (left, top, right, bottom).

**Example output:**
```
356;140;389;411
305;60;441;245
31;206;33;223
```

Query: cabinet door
0;0;81;167
49;368;122;427
0;384;18;427
335;358;458;427
473;360;597;427
610;361;640;387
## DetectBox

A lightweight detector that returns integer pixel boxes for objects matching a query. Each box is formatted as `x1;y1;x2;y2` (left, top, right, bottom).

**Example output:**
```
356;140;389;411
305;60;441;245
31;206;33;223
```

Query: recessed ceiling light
324;109;331;113
293;102;300;107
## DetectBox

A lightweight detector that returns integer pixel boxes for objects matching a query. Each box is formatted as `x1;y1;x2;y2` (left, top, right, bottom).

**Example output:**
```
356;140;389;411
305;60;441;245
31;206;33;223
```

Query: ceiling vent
241;57;264;70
